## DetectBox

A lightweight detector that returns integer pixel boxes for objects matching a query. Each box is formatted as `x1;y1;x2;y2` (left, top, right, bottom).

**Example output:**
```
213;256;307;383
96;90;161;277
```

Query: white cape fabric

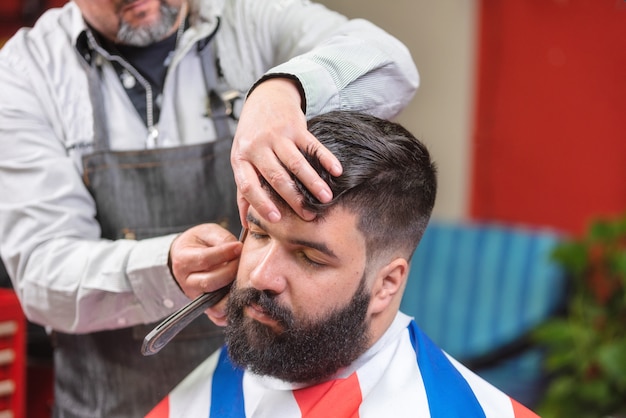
146;313;539;418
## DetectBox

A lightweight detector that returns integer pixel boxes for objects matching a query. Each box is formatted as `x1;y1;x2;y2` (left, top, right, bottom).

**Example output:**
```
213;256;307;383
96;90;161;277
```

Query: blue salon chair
400;220;567;408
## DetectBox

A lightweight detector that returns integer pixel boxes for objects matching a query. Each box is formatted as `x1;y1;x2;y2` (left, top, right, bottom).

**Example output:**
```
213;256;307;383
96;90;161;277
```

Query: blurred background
1;1;625;417
318;0;626;238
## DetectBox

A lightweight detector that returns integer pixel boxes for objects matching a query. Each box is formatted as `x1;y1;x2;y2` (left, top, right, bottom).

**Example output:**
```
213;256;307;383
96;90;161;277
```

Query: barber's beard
225;277;371;384
116;1;181;46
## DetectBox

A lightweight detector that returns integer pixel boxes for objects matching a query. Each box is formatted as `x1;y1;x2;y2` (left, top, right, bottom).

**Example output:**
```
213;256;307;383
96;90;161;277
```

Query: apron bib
52;37;240;418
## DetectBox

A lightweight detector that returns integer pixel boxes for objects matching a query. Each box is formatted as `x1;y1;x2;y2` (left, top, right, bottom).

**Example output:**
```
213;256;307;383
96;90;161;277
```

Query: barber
0;0;418;416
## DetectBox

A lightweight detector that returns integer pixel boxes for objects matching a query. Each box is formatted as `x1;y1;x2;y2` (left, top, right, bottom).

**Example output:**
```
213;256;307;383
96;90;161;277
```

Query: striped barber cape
146;313;539;418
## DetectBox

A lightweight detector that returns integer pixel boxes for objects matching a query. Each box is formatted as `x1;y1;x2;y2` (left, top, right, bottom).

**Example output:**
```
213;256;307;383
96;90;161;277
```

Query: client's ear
368;258;408;315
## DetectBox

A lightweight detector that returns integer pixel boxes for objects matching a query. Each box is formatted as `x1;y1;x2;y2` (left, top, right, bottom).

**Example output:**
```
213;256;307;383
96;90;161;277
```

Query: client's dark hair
266;111;437;259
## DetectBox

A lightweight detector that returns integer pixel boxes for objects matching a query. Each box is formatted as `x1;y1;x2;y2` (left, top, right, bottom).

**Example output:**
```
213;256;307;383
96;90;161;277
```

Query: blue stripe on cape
210;320;486;417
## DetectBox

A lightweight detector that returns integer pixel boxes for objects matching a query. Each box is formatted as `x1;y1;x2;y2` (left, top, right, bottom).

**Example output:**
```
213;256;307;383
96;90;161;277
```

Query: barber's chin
245;305;284;334
121;0;153;12
121;0;161;24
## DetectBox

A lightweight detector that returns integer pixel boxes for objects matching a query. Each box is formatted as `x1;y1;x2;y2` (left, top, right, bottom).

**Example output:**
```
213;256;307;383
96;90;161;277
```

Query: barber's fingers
233;129;341;222
204;298;229;327
172;240;241;277
233;153;280;223
269;129;342;213
181;255;240;297
236;192;251;228
169;224;242;298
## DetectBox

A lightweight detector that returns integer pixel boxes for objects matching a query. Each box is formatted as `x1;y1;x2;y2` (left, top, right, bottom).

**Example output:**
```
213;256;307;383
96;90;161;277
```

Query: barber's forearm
266;19;419;119
8;234;186;334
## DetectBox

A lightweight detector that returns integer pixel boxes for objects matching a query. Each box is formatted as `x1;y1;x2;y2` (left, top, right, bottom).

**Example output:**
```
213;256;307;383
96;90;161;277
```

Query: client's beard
225;277;371;384
116;1;181;46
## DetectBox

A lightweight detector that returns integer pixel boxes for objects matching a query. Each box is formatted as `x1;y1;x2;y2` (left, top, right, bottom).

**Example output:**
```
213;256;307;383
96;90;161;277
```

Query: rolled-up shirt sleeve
226;0;419;120
269;18;419;119
218;0;420;119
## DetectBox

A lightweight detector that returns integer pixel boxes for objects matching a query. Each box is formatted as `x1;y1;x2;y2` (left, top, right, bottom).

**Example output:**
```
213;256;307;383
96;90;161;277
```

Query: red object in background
0;289;26;418
44;0;68;8
471;0;626;236
26;362;54;418
0;0;25;43
0;0;66;16
0;0;22;18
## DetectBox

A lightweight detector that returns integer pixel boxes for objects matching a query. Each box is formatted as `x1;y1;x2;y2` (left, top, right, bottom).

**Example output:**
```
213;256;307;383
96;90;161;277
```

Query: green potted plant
533;214;626;417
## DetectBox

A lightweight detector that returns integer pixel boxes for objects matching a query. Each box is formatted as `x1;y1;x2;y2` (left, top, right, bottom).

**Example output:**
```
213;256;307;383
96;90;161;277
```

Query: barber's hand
231;78;342;225
168;224;242;304
205;297;229;327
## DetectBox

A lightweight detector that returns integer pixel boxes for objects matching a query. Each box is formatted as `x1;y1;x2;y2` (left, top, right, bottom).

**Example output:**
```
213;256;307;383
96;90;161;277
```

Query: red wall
471;0;626;235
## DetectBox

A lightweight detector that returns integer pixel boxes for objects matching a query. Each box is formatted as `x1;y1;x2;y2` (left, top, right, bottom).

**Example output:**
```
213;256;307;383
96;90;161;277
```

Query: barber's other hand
231;78;342;225
168;224;242;303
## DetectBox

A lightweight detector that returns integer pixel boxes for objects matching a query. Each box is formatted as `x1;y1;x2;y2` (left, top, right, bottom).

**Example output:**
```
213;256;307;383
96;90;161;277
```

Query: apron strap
85;29;111;152
198;21;241;141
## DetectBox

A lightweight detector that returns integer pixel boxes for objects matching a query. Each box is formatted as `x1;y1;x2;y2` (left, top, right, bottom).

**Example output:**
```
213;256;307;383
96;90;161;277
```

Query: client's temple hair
267;111;437;259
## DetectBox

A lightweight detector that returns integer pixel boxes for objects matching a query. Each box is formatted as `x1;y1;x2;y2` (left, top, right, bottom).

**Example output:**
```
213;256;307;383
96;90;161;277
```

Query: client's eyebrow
246;213;266;230
292;238;338;260
246;213;338;260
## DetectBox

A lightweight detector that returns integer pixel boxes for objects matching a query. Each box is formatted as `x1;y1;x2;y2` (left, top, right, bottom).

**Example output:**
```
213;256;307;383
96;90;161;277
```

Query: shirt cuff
248;73;308;113
126;234;191;322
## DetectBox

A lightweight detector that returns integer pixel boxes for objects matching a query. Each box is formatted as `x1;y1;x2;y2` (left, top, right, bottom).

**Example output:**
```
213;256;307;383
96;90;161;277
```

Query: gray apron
52;40;240;418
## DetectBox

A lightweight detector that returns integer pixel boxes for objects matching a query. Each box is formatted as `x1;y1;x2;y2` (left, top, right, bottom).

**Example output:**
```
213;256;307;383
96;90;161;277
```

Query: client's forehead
246;206;365;258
